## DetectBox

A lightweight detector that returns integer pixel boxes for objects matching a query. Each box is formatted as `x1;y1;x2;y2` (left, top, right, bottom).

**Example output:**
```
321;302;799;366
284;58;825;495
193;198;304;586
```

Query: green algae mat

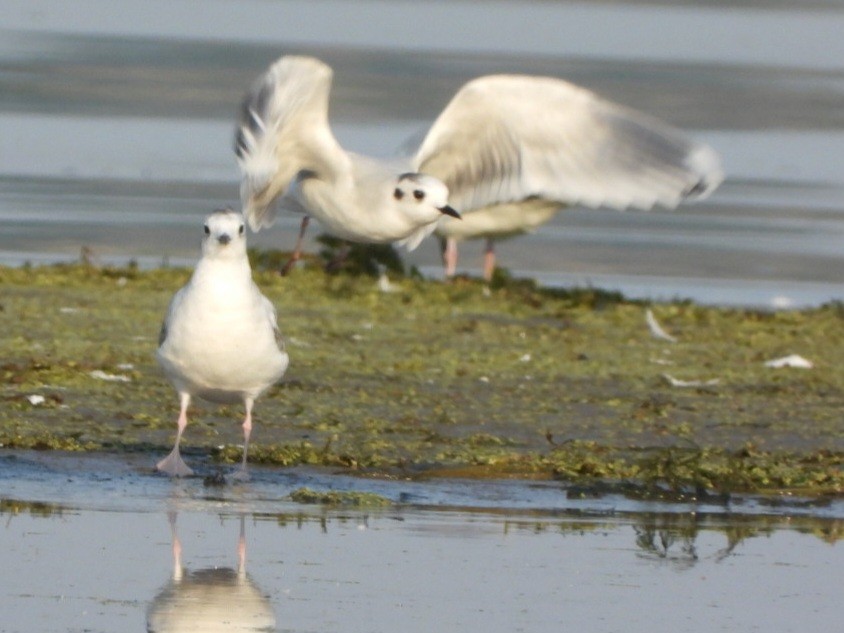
1;261;842;496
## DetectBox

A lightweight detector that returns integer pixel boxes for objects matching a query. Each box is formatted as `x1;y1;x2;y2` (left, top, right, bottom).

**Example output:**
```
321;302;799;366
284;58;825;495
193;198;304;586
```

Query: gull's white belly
158;297;288;402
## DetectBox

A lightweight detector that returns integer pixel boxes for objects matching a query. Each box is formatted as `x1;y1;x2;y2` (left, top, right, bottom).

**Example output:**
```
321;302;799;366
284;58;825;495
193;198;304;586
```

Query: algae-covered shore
0;258;842;497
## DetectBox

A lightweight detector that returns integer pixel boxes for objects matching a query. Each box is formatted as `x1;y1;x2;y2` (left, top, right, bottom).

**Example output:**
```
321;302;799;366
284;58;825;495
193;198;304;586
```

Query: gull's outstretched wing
235;56;350;231
414;75;722;214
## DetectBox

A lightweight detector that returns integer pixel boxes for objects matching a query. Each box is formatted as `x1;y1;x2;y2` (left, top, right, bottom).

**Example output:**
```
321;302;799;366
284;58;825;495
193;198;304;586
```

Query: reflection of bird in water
633;521;699;571
146;512;276;633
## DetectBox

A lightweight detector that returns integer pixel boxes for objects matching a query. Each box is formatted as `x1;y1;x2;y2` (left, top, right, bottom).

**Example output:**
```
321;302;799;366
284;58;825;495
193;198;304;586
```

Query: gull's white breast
157;266;288;403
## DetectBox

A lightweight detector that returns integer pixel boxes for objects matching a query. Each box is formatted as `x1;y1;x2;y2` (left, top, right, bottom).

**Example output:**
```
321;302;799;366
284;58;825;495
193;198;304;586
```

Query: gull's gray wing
413;74;722;214
259;292;285;351
157;286;187;348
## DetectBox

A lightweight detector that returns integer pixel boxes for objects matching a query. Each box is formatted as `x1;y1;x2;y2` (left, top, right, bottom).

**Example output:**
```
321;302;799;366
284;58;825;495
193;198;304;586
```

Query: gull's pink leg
168;511;184;581
237;515;247;577
281;216;310;275
482;238;496;282
157;392;194;477
443;237;458;279
231;398;254;481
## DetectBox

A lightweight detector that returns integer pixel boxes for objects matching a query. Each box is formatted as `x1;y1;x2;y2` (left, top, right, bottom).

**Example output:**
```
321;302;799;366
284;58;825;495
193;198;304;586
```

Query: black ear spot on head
204;225;210;235
413;189;425;201
239;224;245;235
393;187;404;200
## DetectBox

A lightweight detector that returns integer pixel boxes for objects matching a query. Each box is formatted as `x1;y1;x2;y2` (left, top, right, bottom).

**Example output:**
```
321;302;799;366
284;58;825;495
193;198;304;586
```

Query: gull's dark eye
393;188;404;200
204;225;210;235
413;189;425;201
239;224;245;235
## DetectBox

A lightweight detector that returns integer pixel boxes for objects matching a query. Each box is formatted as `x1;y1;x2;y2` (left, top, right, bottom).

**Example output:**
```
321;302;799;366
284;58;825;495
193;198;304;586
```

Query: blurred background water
2;0;844;307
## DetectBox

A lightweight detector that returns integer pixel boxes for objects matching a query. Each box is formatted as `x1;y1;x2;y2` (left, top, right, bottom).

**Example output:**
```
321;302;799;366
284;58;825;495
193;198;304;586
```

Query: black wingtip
683;175;717;200
234;74;274;157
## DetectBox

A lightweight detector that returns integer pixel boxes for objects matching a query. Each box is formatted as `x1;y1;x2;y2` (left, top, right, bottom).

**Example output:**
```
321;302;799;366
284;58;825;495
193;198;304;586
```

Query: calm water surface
3;506;842;633
1;452;842;633
2;0;844;306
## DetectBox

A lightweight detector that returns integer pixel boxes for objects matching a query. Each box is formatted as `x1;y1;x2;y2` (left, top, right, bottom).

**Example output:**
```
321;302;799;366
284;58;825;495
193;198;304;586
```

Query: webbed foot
156;447;194;477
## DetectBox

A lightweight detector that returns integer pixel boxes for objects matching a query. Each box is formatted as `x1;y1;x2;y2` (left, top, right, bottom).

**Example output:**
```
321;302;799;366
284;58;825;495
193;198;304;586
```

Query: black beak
218;234;231;245
438;205;461;219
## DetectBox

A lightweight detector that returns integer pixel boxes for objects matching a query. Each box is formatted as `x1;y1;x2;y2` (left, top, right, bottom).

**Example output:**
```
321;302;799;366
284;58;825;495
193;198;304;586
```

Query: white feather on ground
646;309;678;343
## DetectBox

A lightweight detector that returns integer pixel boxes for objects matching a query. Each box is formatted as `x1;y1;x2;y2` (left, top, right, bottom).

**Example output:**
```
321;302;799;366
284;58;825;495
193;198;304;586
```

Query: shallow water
2;0;844;306
4;506;842;633
1;452;842;633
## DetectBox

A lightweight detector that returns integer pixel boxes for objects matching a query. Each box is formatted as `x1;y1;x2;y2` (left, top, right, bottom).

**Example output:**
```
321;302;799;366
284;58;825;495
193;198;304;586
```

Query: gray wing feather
260;293;285;351
234;56;349;231
157;286;186;348
414;75;723;214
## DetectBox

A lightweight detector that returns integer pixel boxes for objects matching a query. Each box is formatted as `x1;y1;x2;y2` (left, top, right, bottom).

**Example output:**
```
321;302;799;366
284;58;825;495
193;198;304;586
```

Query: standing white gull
235;55;722;278
156;209;289;478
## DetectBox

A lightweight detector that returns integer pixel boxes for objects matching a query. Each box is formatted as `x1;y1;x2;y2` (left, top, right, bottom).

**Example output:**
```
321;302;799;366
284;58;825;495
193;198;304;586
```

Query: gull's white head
201;208;248;259
391;173;461;225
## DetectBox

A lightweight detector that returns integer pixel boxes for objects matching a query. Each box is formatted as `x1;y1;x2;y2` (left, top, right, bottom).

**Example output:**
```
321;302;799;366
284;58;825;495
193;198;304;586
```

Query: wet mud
1;263;842;496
